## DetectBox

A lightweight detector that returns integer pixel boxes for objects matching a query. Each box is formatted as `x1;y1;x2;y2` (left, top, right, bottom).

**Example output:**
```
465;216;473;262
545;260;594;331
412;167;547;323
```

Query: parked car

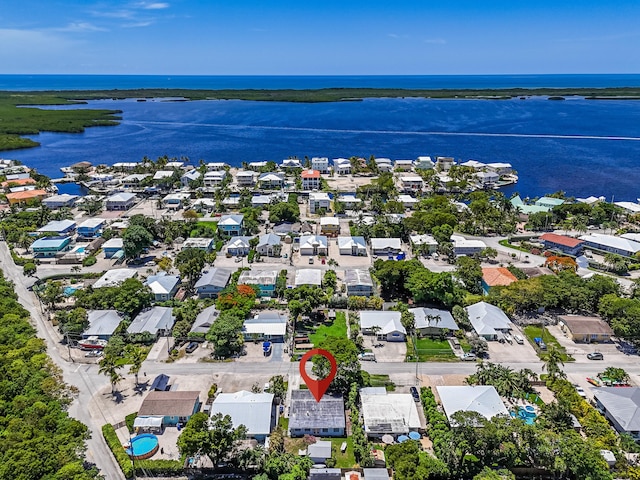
358;352;376;362
308;257;314;264
185;342;199;353
513;335;524;345
461;352;477;361
587;352;604;360
410;386;420;402
575;386;587;397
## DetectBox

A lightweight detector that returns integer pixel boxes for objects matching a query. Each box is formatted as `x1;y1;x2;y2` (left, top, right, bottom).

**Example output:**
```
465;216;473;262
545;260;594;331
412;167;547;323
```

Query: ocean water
2;75;640;201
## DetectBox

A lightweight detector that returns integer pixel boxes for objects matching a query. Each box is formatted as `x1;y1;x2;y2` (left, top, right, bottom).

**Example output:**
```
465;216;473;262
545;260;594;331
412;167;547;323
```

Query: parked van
513;335;524;345
358;352;376;362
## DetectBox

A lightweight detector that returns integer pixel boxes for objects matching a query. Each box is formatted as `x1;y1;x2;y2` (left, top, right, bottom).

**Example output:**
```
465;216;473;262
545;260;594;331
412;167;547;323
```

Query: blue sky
1;1;639;75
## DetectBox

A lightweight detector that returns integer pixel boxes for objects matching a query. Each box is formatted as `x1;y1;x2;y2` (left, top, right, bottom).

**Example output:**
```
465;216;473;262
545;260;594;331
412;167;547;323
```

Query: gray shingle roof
595;387;640;431
127;307;175;335
289;390;345;430
194;268;232;289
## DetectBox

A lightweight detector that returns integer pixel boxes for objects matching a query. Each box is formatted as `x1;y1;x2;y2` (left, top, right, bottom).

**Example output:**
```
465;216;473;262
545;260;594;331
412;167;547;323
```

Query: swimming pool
75;246;86;253
125;434;159;459
63;286;77;296
511;405;537;425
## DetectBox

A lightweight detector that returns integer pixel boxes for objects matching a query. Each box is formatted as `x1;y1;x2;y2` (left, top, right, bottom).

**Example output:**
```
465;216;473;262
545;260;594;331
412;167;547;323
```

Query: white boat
78;336;107;350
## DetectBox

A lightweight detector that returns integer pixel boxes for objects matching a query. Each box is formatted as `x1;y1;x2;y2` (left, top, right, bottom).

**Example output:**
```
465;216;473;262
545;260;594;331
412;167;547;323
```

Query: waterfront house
205;162;228;171
165;161;184;169
579;233;640;258
289;390;345;437
361;387;421;438
248;161;268;171
311;157;329;173
460;160;486;170
373;158;392;172
475;171;499;187
294;269;322;287
301;169;321;190
112;162;139;171
370;238;402;256
535;196;565;209
360;311;406;341
92;269;138;288
236;170;256;187
121;173;150;188
410;234;438;254
77;218;106;238
243;311;287;342
211;391;276;441
465;301;512;341
415;156;435;170
559;315;614;343
320;217;340;236
1;177;36;191
256;233;281;257
486;162;513;175
614;202;640;214
137;390;200;427
145;273;181;301
299;235;328;256
309;191;331;214
37;219;76;236
152;170;174;183
238;269;279;297
281;158;302;170
194;268;232;298
398;194;418;210
436;157;455;171
6;189;48;205
218;214;244;236
437;386;509;424
410;307;458;336
540;233;585;256
333;157;351;175
226;236;252;256
42;193;79;209
258;172;285;189
105;192;136;211
127;306;175;337
31;236;72;257
400;176;424;192
481;267;518;295
394;159;414;171
203;170;227;188
180;169;201;187
102;238;124;259
451;235;486;256
338;236;367;256
83;310;122;341
182;237;215;251
594;388;640;440
344;269;374;297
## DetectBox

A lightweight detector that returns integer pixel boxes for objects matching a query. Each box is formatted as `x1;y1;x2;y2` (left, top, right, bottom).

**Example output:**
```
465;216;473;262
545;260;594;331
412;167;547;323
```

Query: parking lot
547;324;635;364
485;327;540;364
362;335;407;362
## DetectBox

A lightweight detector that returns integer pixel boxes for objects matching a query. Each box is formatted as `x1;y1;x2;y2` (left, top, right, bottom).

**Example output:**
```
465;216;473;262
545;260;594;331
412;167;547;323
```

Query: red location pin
299;348;337;402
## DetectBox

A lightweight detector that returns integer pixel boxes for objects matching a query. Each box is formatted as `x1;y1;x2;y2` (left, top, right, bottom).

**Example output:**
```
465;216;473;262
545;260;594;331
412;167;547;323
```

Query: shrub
83;255;97;267
102;424;134;478
125;412;137;434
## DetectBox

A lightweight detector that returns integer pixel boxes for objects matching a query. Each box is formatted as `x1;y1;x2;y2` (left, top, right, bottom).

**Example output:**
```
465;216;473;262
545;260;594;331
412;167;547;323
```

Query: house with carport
359;311;406;342
102;238;124;259
465;301;512;341
409;307;458;336
83;310;122;341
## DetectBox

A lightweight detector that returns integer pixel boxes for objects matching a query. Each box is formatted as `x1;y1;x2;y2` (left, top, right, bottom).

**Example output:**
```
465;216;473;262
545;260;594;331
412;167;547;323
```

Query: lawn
309;312;347;346
283;437;355;468
369;374;396;391
407;337;456;362
523;325;574;362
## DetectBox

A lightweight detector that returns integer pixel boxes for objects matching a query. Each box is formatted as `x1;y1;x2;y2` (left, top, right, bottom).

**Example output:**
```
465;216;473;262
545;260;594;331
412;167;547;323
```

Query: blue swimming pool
63;286;77;296
125;434;159;459
511;405;537;425
76;246;86;253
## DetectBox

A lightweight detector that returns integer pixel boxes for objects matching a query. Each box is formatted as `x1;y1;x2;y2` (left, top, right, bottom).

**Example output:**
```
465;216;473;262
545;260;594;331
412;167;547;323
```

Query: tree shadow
133;381;150;395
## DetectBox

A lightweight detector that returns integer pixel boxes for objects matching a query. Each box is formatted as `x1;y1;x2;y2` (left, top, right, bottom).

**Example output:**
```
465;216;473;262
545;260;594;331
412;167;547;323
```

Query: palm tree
542;345;566;381
99;355;124;394
126;345;146;386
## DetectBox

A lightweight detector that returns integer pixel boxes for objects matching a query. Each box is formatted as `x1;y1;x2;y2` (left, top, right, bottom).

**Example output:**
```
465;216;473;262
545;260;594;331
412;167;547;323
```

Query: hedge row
102;424;134;478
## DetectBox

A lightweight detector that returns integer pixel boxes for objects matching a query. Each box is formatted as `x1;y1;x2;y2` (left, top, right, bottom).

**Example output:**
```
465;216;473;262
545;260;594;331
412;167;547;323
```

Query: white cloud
0;28;73;54
56;22;108;32
138;2;169;9
424;38;446;45
122;21;153;28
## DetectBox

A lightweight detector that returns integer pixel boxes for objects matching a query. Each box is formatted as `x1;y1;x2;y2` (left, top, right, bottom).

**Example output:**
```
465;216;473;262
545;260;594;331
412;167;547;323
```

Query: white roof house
622;233;640;243
437;386;509;424
152;170;174;181
145;274;180;299
359;311;406;341
182;237;215;251
295;269;322;286
37;219;76;234
77;218;107;230
299;235;328;255
360;387;421;436
338;236;367;256
398;194;418;209
93;269;137;288
579;233;640;258
211;391;275;438
243;311;287;339
613;202;640;214
219;214;244;227
465;301;512;340
344;269;374;297
370;238;402;254
127;306;176;336
83;310;122;339
409;307;459;332
410;234;438;251
42;193;79;208
594;387;640;439
451;235;486;256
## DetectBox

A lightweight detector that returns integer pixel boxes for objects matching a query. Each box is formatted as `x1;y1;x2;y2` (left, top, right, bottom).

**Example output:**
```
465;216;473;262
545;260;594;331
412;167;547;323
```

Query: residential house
182;237;215;251
105;192;136;211
205;162;228;171
436;156;455;171
481;267;518;295
415;156;435;170
243;311;287;342
152;170;174;184
559;315;614;343
218;214;244;236
238;269;279;297
394;159;414;171
359;311;406;342
301;169;321;190
299;235;328;256
226;236;252;256
336;194;362;210
191;198;216;213
333;157;351;175
194;268;232;298
256;233;281;257
236;171;256;187
309;191;331;214
311;157;329;173
344;269;374;297
37;219;76;236
77;218;106;238
338;236;367;256
460;160;486;170
30;236;72;257
436;386;509;424
248;161;268;171
486;162;513;176
409;307;459;336
258;172;285;189
127;306;176;337
1;177;36;190
535;196;565;209
42;194;79;209
211;391;276;441
410;234;438;254
121;173;150;188
281;158;302;169
370;238;402;256
579;234;640;258
465;301;512;341
112;162;139;170
5;189;47;205
83;310;122;340
294;269;322;287
145;274;181;302
162;192;190;209
614;202;640;215
540;233;585;256
451;235;486;256
309;469;342;480
320;217;340;236
398;194;418;210
475;171;499;187
622;233;640;243
360;387;421;438
251;194;273;208
289;390;345;437
510;195;552;216
400;176;424;192
203;170;227;188
102;238;124;259
307;441;332;464
165;161;184;169
180;169;201;187
594;388;640;440
374;158;392;172
92;268;137;288
190;305;219;334
137;391;200;427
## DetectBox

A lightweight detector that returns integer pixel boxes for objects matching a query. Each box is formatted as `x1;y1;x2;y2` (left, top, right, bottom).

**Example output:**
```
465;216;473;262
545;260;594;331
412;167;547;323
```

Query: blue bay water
2;75;640;201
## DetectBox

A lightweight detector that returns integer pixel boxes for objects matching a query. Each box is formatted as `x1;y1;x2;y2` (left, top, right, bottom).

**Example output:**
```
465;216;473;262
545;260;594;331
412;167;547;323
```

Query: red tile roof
301;169;320;179
1;178;36;188
540;233;584;248
482;267;518;287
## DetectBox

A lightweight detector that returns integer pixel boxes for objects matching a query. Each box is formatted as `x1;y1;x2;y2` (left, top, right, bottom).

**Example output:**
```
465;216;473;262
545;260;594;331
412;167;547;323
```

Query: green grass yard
309;312;347;346
407;337;456;362
523;325;574;362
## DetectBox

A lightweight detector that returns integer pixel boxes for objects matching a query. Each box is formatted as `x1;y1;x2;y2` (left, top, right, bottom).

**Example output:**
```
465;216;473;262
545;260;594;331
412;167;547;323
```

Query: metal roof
127;307;175;335
361;391;421;434
344;269;373;287
194;268;232;289
92;268;137;288
212;391;274;436
436;386;509;424
594;388;640;432
37;219;76;232
191;305;219;334
409;307;458;331
84;310;122;337
294;269;322;286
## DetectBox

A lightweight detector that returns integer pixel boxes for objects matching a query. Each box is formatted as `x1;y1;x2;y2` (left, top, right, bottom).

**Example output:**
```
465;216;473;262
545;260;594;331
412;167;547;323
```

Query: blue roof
31;236;71;249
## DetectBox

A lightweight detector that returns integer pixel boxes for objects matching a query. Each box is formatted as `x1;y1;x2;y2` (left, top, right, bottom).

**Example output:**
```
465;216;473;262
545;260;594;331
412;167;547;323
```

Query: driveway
486;328;540;364
364;336;406;362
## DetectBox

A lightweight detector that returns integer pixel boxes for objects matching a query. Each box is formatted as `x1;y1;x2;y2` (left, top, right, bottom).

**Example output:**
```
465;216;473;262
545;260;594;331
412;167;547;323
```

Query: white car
460;352;477;361
575;386;587;397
